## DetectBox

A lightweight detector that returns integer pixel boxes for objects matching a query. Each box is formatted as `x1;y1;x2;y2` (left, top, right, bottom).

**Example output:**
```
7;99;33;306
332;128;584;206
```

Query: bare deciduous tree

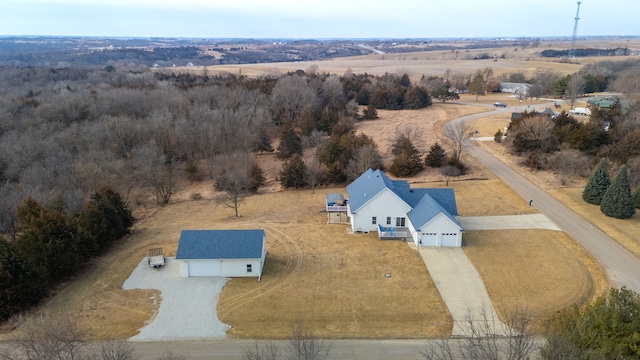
345;144;384;181
565;75;586;109
6;312;89;360
305;158;325;194
287;319;331;360
242;341;280;360
441;165;462;186
442;122;476;164
419;306;539;360
98;340;136;360
133;142;179;205
549;148;590;185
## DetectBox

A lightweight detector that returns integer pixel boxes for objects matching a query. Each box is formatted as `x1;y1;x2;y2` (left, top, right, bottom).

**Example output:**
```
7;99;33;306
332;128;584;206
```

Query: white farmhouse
176;229;266;280
346;169;463;247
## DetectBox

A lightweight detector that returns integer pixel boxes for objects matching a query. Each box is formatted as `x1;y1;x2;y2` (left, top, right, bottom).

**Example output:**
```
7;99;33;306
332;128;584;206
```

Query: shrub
425;143;447;168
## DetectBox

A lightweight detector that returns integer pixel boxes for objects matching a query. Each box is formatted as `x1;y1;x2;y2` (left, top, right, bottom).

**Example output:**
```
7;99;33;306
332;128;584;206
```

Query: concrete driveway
414;213;559;336
457;213;561;231
123;257;229;341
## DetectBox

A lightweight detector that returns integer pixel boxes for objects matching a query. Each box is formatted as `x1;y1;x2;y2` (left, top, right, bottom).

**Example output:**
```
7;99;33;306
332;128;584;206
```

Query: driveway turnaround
457;213;561;231
417;246;511;337
123;257;229;341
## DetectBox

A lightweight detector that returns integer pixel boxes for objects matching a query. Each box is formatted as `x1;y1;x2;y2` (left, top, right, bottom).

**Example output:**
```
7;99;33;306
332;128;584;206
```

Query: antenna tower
569;1;582;58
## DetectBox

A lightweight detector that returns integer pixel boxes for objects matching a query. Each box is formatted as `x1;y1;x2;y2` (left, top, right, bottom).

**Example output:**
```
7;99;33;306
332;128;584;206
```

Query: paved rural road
447;106;640;293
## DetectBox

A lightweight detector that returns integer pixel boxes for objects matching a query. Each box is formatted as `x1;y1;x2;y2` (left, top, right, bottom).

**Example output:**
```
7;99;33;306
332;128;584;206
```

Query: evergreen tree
280;155;308;189
633;187;640;209
276;124;302;159
582;158;611;205
543;287;640;359
425;143;447;168
361;103;378;120
600;165;636;219
254;129;274;153
77;186;134;253
247;163;266;194
0;236;48;321
16;197;93;284
390;134;424;177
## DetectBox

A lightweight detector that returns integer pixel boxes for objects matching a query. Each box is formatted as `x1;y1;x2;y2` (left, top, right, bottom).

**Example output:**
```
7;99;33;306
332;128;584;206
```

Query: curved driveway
449;107;640;293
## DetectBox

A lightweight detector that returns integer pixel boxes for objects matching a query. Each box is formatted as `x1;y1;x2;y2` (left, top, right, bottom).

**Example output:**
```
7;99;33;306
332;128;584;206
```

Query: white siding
220;258;262;277
418;214;463;247
351;189;411;233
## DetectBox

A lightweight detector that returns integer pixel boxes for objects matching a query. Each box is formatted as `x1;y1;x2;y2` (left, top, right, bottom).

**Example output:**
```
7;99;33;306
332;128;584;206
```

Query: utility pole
569;1;582;58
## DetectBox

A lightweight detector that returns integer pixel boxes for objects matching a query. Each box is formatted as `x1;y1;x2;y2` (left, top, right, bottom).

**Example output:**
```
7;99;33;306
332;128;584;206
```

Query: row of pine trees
582;158;639;219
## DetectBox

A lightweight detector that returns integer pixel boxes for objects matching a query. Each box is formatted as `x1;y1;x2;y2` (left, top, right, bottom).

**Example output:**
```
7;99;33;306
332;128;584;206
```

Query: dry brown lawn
3;173;602;340
549;187;640;259
464;229;608;330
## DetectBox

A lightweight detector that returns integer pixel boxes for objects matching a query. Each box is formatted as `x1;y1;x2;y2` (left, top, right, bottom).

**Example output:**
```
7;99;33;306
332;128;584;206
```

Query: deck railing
326;205;348;212
377;226;408;240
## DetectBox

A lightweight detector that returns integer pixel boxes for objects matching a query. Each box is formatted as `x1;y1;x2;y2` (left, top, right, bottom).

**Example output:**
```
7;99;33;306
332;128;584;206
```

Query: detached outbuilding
176;229;266;280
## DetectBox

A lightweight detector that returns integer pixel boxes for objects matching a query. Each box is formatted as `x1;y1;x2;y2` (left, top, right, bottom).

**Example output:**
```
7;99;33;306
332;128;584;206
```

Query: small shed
176;229;266;280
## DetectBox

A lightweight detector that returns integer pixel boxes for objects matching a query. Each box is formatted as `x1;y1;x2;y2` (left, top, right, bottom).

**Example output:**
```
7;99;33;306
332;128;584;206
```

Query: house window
372;217;377;225
396;217;405;227
386;217;391;225
246;264;252;273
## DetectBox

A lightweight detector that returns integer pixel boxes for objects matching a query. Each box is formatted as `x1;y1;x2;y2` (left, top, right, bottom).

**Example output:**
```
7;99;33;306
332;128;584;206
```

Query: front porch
377;225;413;241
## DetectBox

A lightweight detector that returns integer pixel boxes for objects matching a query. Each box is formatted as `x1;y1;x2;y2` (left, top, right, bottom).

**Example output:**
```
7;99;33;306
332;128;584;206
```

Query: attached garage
420;233;439;247
441;233;459;247
176;229;266;280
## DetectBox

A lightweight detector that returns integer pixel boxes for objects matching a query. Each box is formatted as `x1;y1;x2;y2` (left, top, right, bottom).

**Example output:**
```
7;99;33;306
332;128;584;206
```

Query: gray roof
176;229;265;260
346;169;461;229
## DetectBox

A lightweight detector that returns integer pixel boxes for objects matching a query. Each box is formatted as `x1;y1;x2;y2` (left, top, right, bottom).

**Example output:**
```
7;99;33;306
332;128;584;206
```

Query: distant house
176;229;266;280
540;108;558;119
346;169;463;247
500;82;530;96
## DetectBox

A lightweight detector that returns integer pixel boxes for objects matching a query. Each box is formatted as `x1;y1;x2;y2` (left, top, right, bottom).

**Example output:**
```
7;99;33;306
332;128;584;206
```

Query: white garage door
187;260;221;277
420;233;438;247
441;233;459;247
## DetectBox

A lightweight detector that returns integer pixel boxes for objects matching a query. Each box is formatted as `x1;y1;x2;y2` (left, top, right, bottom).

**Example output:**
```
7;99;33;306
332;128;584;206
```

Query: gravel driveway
123;257;229;341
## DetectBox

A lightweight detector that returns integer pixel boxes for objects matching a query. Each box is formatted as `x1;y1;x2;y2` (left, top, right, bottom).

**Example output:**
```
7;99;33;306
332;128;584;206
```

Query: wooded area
1;55;640;321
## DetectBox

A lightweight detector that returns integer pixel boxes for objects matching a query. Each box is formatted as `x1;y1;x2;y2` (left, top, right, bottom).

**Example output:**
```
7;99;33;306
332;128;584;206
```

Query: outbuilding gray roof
346;169;461;229
175;229;265;260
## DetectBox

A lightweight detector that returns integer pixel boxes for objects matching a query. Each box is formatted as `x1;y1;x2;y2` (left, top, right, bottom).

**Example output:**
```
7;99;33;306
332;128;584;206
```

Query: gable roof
346;169;407;213
176;229;264;260
408;190;462;230
346;169;461;229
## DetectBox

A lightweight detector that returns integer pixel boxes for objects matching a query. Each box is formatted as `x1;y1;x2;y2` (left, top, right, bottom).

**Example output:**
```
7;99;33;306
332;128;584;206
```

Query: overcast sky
1;0;638;39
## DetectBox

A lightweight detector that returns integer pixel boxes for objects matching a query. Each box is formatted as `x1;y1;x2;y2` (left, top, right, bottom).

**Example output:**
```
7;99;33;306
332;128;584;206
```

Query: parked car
493;102;507;107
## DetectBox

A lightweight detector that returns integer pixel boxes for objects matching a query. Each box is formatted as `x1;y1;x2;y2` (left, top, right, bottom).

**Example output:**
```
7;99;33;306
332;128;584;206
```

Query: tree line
0;187;134;322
